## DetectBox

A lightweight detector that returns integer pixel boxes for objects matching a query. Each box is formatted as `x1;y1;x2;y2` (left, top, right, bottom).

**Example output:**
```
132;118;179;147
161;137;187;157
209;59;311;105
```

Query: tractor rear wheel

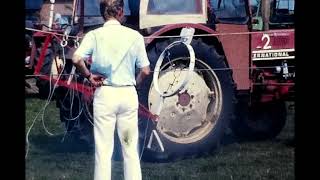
35;46;54;99
34;39;64;99
56;84;94;143
139;39;235;162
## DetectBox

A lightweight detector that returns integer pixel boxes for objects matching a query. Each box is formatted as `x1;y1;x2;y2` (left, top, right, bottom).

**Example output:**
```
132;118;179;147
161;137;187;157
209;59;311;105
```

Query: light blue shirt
74;20;150;86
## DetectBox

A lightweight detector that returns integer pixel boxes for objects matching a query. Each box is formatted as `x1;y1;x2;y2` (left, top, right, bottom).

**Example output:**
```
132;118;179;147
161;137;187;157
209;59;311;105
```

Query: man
72;0;150;179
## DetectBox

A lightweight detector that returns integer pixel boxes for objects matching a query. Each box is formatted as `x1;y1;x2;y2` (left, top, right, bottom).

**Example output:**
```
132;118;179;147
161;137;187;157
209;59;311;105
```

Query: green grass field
25;97;294;180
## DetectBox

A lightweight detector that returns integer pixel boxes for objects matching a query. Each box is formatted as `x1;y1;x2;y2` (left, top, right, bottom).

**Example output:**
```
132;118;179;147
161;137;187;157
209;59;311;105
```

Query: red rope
34;35;52;74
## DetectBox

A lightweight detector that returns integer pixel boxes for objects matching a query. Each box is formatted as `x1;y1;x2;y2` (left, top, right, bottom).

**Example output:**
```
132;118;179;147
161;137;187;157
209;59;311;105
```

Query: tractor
25;0;295;162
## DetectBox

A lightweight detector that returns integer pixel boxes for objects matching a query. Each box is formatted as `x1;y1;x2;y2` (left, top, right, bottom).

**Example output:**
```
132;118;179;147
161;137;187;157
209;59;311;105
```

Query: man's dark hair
100;0;124;20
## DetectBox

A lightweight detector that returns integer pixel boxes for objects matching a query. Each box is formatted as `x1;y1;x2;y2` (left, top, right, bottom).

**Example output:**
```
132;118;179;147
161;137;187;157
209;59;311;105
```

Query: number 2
262;34;271;49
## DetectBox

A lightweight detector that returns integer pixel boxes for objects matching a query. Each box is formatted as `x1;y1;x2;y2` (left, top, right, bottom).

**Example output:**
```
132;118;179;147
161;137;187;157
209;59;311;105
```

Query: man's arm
72;54;91;78
72;54;104;87
136;66;150;87
135;34;151;87
72;32;104;87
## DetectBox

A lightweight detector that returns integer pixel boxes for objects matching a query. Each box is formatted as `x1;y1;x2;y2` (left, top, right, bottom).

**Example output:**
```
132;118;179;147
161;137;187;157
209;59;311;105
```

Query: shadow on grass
29;133;93;154
221;130;295;148
28;126;294;160
29;132;126;161
25;92;40;99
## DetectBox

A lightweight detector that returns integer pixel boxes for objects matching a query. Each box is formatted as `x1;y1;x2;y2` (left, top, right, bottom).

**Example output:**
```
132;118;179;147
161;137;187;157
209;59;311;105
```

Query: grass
25;97;294;180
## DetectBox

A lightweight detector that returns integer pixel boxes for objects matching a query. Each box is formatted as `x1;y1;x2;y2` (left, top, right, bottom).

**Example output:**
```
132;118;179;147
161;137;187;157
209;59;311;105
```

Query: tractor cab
251;0;295;30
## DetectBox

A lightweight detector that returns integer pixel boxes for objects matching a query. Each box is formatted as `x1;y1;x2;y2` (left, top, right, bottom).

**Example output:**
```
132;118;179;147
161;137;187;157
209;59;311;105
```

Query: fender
145;23;218;45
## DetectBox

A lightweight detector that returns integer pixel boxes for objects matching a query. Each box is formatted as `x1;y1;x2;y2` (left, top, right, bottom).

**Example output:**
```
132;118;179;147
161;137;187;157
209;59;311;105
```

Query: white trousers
93;86;142;180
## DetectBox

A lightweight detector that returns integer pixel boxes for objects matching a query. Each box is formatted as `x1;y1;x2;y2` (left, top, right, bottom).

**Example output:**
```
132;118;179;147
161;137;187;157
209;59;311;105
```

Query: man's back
77;19;149;86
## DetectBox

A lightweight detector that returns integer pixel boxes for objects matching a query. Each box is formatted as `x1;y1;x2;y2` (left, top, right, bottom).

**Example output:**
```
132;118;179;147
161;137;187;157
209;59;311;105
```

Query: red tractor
26;0;295;162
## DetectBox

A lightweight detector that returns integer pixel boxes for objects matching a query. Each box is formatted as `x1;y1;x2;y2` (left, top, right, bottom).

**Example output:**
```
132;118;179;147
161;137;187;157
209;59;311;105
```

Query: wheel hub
178;91;191;106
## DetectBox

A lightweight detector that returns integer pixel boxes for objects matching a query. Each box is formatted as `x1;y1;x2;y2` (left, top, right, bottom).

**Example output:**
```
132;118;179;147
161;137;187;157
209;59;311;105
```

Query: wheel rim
148;58;223;144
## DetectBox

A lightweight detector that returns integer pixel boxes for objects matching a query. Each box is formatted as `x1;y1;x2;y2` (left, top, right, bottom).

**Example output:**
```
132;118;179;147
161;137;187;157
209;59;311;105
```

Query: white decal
262;34;272;49
252;49;295;61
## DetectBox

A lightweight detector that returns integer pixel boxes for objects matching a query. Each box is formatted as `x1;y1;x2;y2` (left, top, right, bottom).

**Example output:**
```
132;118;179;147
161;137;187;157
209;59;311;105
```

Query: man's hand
136;66;150;89
72;54;105;87
88;74;105;87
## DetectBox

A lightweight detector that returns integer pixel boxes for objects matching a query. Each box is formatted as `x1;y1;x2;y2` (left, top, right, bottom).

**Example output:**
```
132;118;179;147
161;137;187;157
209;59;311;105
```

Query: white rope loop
153;41;195;97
